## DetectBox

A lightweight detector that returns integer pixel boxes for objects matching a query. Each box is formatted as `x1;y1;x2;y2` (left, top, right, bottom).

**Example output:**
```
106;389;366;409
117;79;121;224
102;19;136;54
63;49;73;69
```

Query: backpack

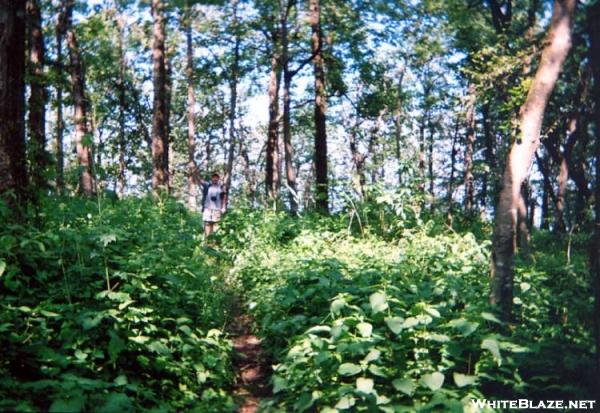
200;183;224;211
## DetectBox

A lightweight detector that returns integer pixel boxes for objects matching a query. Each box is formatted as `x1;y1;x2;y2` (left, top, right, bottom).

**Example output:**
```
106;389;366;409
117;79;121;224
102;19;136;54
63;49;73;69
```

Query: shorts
203;208;222;223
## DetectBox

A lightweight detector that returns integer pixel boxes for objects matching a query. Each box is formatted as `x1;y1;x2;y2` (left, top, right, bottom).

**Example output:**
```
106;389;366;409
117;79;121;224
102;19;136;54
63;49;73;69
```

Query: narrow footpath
228;307;271;412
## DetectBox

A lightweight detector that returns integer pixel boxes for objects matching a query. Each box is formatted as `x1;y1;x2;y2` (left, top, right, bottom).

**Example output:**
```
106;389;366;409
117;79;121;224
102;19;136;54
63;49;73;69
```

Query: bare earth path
228;309;271;412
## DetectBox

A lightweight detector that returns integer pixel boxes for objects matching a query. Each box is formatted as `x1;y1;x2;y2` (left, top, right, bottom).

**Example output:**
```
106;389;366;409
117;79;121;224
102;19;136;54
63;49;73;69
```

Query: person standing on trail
199;172;227;239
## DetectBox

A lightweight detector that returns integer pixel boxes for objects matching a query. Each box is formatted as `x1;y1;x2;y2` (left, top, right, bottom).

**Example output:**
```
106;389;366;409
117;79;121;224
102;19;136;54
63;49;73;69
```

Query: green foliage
218;201;595;412
0;196;235;412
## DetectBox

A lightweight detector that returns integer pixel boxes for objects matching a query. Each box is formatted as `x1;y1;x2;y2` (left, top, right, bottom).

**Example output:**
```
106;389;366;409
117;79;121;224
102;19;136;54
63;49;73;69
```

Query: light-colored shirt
203;183;223;210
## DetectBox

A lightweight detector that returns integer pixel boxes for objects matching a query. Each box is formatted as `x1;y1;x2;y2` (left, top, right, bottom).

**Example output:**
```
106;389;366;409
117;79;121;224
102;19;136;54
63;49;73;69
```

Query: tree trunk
65;0;95;196
281;3;298;213
481;102;495;209
225;0;239;208
266;34;281;201
185;3;198;210
447;116;460;215
395;71;405;185
117;15;126;198
27;0;47;190
310;0;328;213
428;115;435;210
491;0;575;320
55;10;65;195
151;0;168;193
165;50;173;190
464;83;476;212
349;116;366;198
588;0;600;392
0;0;28;205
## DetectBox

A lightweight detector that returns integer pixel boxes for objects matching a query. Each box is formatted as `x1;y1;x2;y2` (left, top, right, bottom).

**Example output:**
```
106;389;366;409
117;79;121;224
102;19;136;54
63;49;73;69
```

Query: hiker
199;172;227;239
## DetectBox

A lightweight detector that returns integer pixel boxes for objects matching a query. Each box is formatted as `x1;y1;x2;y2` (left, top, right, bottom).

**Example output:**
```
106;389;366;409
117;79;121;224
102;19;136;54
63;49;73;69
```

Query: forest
1;0;599;411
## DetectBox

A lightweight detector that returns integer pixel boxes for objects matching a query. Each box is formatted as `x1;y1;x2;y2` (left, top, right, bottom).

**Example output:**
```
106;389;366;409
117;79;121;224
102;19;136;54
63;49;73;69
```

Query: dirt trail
228;312;271;413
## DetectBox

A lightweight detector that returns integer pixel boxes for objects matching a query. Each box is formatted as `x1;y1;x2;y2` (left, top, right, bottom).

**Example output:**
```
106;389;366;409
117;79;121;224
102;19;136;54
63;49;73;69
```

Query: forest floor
227;297;271;412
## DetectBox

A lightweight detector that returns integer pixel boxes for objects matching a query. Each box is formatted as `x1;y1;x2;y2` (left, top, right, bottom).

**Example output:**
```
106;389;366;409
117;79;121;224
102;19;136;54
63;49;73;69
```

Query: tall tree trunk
151;0;168;193
27;0;47;190
349;115;366;198
588;0;600;392
117;15;126;198
447;116;460;215
481;102;495;209
0;0;28;205
281;2;299;213
185;2;198;210
395;72;405;185
310;0;328;213
464;83;476;212
418;112;426;193
165;50;173;190
225;0;240;208
428;115;435;210
65;0;95;196
55;10;65;195
491;0;575;320
266;34;281;201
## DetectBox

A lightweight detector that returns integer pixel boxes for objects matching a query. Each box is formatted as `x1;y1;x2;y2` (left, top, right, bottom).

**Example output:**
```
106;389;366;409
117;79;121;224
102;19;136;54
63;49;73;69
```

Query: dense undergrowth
0;196;236;412
219;194;596;412
1;193;595;412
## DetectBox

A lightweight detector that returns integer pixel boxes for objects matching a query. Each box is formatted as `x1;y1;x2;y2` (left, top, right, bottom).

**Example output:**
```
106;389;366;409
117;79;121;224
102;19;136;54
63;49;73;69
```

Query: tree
184;0;198;209
265;25;281;201
151;0;169;193
0;0;28;205
588;0;600;392
310;0;328;213
27;0;48;190
490;0;576;320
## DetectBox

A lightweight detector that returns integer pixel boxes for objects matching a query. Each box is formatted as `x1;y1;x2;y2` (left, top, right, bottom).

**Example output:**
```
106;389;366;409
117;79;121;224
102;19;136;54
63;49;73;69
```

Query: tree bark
225;0;240;208
491;0;576;320
588;0;600;392
185;2;198;210
266;32;281;201
65;0;95;196
151;0;168;193
27;0;47;190
117;14;126;198
55;9;65;195
281;1;298;213
447;116;460;214
464;83;476;212
0;0;28;205
310;0;328;213
481;102;495;209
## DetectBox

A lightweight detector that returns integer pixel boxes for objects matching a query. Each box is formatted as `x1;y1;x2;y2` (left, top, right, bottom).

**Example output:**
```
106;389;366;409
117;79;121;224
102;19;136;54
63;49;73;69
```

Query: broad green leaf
273;376;287;393
448;318;478;336
114;375;128;386
520;282;531;292
49;394;86;412
338;363;362;376
421;372;444;391
369;292;388;314
331;298;346;314
97;393;133;413
74;349;88;361
129;335;150;344
392;378;416;395
335;395;356;410
369;364;388;377
481;338;502;365
453;372;477;387
356;322;373;338
108;333;125;363
356;377;374;394
481;312;502;324
0;260;6;277
384;316;404;334
294;392;314;412
364;349;381;363
402;317;419;329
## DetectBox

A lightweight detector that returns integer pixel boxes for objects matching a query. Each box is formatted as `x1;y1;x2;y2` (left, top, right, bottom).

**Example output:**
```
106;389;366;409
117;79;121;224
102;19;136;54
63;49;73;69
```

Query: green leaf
363;349;381;363
481;337;502;365
99;233;117;246
294;392;314;412
335;395;356;410
129;335;150;344
108;333;125;363
481;312;502;324
331;298;346;314
273;376;287;393
519;282;531;292
0;260;6;277
338;363;362;376
356;322;373;338
421;372;444;391
97;393;133;413
402;317;419;329
453;372;477;387
113;375;128;386
356;377;374;394
392;378;416;395
384;316;404;334
448;318;478;336
74;349;88;361
369;291;388;314
49;393;86;412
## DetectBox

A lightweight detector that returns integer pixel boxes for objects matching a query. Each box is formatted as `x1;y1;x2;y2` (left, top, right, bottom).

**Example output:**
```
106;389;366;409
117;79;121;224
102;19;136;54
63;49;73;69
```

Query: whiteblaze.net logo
470;399;597;410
